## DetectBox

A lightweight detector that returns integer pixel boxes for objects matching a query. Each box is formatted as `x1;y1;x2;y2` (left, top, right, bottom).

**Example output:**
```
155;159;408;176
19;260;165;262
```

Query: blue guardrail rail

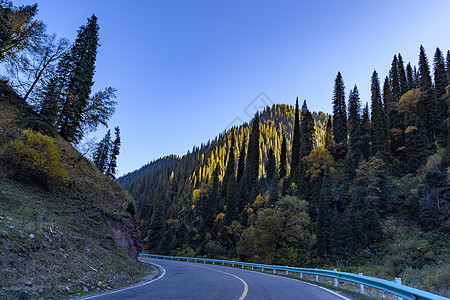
138;253;449;300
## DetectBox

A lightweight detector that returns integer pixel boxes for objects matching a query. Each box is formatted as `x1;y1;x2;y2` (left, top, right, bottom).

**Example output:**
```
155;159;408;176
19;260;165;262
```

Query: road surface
83;258;354;300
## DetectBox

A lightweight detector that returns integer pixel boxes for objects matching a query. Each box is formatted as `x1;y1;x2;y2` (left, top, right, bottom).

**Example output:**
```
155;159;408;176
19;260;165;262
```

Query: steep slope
0;82;152;299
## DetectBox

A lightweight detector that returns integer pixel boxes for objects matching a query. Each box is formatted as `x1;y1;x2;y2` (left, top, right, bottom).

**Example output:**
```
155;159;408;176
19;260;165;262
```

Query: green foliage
126;200;136;216
4;129;68;182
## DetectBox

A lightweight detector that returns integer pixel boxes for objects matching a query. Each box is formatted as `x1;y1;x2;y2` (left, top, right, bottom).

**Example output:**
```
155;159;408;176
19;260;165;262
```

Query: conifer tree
316;165;333;256
433;47;448;126
147;198;165;252
106;126;120;179
204;165;220;230
291;98;301;173
324;115;333;154
93;129;111;173
406;62;415;90
390;55;401;101
225;173;238;225
299;100;315;159
345;85;362;179
361;103;372;160
244;113;260;201
397;53;408;96
332;72;347;147
57;15;100;143
418;45;438;140
279;132;287;178
371;70;387;155
222;135;236;198
447;50;450;85
265;147;276;181
237;132;247;182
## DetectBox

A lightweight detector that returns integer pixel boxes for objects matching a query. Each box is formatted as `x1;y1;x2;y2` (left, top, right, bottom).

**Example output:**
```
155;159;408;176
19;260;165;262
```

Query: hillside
118;47;450;297
0;82;153;299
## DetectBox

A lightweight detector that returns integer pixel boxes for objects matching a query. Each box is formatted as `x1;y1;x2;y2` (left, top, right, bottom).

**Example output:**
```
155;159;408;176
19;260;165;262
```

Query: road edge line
77;259;166;299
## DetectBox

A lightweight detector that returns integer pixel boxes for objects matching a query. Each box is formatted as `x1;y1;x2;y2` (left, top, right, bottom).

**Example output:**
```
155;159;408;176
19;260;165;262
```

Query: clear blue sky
12;0;450;175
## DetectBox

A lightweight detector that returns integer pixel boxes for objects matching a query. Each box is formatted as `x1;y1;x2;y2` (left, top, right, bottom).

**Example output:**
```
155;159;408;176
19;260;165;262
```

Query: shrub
4;129;68;183
126;201;136;216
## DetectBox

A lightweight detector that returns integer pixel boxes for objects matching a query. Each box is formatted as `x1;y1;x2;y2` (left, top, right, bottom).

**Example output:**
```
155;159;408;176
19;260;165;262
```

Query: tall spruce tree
418;45;438;141
265;147;276;181
447;50;450;85
291;98;301;173
406;62;415;90
299;100;315;159
106;126;121;179
225;172;238;226
398;54;408;97
222;135;236;198
237;132;247;182
147;198;165;252
245;113;260;194
346;85;362;178
316;165;333;256
390;55;401;101
92;129;111;173
279;132;287;178
361;103;372;160
371;70;387;155
433;47;448;125
332;72;347;147
57;15;100;143
204;165;220;230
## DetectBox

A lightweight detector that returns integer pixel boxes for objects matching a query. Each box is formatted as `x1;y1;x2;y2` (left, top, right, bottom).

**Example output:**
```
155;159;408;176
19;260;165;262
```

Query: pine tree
299;100;315;159
433;47;448;125
237;132;247;182
245;113;260;191
371;70;387;155
279;132;287;178
106;126;120;179
332;72;347;147
361;103;372;160
225;172;238;226
345;85;362;180
406;62;415;90
57;15;100;143
222;135;236;198
92;129;111;173
390;55;401;101
291;98;301;174
147;198;165;252
324;115;333;154
204;165;220;230
316;165;333;256
265;147;276;181
397;54;408;97
447;50;450;85
418;45;438;141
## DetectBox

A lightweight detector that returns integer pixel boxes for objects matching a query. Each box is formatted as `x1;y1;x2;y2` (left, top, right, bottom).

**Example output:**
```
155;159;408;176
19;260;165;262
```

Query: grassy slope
0;85;155;299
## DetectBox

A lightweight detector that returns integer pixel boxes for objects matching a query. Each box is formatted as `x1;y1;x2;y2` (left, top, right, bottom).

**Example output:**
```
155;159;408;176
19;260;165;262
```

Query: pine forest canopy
118;45;450;292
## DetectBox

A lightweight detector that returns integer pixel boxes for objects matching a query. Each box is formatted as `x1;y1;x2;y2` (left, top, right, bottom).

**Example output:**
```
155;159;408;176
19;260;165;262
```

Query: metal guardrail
138;253;448;300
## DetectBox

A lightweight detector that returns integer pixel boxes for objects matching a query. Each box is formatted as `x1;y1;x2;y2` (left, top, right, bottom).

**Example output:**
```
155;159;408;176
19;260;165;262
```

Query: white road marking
78;259;166;299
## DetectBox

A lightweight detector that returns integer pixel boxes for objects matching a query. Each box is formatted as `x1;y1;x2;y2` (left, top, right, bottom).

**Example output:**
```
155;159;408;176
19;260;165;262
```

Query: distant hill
0;82;152;299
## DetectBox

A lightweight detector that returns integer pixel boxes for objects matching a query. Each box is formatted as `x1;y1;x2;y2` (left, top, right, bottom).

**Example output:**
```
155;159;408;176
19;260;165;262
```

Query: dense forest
118;46;450;291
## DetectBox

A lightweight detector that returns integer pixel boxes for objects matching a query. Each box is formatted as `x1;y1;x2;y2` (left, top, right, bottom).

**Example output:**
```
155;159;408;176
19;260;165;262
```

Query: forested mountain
118;46;450;294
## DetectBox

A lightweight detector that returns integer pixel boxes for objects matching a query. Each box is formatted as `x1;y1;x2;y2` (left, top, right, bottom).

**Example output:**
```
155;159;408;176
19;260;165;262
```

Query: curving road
84;258;354;300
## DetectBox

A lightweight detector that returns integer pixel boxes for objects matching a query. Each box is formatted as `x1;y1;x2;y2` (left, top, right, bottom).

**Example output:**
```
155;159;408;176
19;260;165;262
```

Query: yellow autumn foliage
5;129;68;182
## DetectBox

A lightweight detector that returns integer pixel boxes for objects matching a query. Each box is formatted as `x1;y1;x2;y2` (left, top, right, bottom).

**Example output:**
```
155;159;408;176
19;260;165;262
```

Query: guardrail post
315;275;319;282
300;273;303;279
252;266;254;270
241;265;244;269
232;263;234;267
285;270;288;275
261;267;264;272
273;269;276;274
395;278;402;300
222;262;224;265
359;273;364;295
334;269;338;287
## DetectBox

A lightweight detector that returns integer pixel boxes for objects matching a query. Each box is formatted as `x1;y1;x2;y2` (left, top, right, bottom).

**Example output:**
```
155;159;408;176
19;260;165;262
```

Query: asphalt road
83;258;354;300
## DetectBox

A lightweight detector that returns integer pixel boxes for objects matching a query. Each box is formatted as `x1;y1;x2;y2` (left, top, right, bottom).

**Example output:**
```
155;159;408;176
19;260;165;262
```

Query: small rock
25;281;33;286
17;291;28;300
8;225;14;229
7;217;12;221
83;287;88;292
19;234;24;239
38;289;43;294
97;281;102;286
29;234;35;239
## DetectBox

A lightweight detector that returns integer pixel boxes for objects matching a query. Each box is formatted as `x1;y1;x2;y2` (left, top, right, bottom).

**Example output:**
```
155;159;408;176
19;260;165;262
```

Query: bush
126;201;136;216
4;129;68;183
